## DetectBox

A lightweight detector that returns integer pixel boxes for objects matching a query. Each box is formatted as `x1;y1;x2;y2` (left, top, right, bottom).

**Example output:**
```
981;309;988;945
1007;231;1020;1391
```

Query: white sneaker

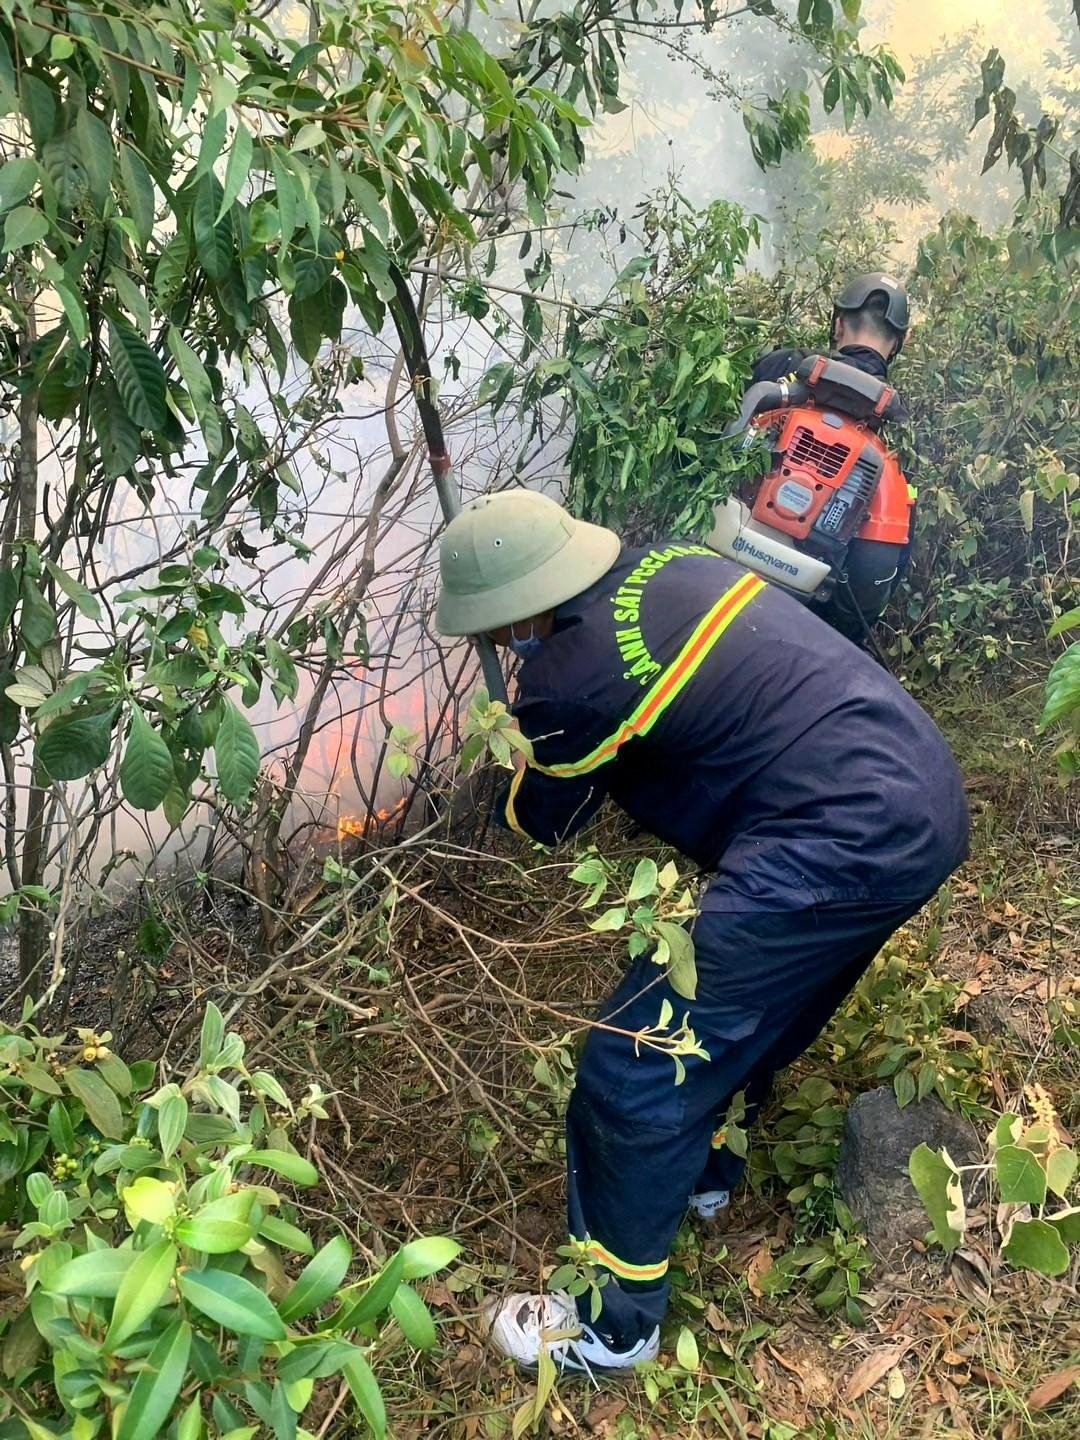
483;1291;660;1376
688;1189;731;1220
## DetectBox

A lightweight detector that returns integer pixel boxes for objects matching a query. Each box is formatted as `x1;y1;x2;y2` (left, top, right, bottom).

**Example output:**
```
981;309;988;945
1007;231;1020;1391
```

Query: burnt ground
11;674;1080;1438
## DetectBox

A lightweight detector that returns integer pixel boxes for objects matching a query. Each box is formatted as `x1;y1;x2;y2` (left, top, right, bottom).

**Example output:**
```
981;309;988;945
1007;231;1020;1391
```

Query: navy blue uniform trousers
566;888;931;1349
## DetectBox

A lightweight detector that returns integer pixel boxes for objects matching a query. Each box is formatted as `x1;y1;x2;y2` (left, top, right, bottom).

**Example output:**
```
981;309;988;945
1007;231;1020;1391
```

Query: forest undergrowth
29;667;1078;1440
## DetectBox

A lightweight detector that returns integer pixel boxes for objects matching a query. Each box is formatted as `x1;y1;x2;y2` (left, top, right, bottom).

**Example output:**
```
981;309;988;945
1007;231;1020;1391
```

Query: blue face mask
509;624;543;662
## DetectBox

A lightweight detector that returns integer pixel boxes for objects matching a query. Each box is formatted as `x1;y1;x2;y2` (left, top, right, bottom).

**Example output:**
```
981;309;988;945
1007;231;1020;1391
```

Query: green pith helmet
436;490;621;637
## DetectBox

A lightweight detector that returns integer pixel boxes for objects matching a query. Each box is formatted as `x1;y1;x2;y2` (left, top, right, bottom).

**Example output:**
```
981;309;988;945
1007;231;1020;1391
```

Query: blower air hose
721;379;812;440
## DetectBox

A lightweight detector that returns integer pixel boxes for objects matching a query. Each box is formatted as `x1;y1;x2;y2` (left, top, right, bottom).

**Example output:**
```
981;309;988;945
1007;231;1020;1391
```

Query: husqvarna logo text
732;535;799;579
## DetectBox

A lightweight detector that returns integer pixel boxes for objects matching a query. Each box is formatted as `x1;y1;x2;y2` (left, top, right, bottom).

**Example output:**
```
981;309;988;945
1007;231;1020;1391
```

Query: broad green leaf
192;174;233;282
1048;607;1080;639
43;559;102;620
278;1234;352;1324
175;1209;253;1255
158;1092;188;1160
247;1149;319;1186
0;157;39;211
168;327;224;455
19;576;56;649
657;920;696;1000
176;1397;203;1440
675;1325;700;1370
91;375;141;480
400;1235;461;1281
1002;1217;1070;1277
389;1285;437;1350
215;699;260;806
74;108;114;210
105;1239;177;1350
1041;643;1080;729
155;231;191;308
334;1251;404;1328
121;1176;178;1229
116;1320;192;1440
2;205;48;250
908;1144;965;1252
119;144;156;247
200;1002;225;1067
120;706;175;811
48;1248;138;1298
589;906;627;933
343;1353;386;1440
626;857;658;901
219;121;253;220
109;319;168;430
1048;1206;1080;1244
259;1216;315;1255
65;1065;125;1138
1046;1147;1077;1199
995;1144;1048;1205
178;1268;287;1340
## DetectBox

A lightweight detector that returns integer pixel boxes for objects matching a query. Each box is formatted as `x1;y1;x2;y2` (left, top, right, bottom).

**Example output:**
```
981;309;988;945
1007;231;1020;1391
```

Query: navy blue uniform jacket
502;545;968;911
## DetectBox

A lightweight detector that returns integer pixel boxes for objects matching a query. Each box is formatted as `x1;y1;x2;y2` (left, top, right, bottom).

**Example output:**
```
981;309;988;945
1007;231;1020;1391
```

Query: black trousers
565;891;934;1349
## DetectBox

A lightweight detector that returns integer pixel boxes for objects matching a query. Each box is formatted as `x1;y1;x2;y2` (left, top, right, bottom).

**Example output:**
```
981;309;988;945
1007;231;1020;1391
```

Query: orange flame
337;796;408;840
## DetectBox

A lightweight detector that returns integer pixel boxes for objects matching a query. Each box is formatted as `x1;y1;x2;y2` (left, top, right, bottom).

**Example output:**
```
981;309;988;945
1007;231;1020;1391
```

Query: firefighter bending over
437;489;968;1374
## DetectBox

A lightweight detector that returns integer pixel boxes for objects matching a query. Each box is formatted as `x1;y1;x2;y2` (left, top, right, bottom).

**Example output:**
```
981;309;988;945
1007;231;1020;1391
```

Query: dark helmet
834;272;910;351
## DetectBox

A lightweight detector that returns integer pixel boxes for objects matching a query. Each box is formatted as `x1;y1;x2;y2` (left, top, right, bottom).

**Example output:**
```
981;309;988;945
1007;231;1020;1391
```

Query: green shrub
0;1005;458;1438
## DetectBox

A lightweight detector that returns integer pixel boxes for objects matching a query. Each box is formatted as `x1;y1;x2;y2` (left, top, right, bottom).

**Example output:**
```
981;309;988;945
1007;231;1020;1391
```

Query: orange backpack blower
708;355;914;599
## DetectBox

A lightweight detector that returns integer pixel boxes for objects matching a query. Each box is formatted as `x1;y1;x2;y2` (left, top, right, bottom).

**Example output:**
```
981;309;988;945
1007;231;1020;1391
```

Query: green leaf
1048;1206;1080;1245
64;1065;125;1138
75;108;114;211
121;1176;178;1227
44;558;102;620
158;1092;188;1160
626;857;658;902
105;1239;177;1351
657;920;697;1000
200;1002;224;1067
389;1285;437;1350
116;1320;192;1440
1046;1147;1077;1199
176;1191;255;1254
259;1216;315;1255
334;1251;405;1328
215;700;260;806
0;157;39;211
995;1144;1048;1205
168;328;224;455
908;1144;965;1252
279;1234;352;1324
179;1268;287;1340
109;319;167;430
155;231;191;309
400;1235;461;1281
119;144;156;248
1041;643;1080;729
48;1248;138;1298
1002;1217;1070;1277
675;1325;700;1371
589;906;627;933
91;375;141;480
247;1149;319;1186
193;174;233;283
219;121;253;220
343;1353;386;1440
120;706;175;811
1048;608;1080;639
1;205;48;250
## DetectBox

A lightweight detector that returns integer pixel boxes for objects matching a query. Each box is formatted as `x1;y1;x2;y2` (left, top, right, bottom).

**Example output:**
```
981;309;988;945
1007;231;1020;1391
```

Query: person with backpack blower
709;273;916;648
436;488;967;1375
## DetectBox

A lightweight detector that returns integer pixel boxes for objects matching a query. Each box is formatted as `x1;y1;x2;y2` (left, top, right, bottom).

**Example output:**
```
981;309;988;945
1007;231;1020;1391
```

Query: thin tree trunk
13;286;46;995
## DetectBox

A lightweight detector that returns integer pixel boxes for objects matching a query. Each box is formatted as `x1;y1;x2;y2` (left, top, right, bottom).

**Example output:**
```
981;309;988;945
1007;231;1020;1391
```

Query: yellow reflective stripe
534;573;766;779
504;767;531;840
907;484;918;502
582;1238;668;1283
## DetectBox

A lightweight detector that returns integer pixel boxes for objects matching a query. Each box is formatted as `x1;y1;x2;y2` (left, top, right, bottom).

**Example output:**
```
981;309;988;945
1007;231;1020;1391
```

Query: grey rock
836;1086;983;1267
962;991;1014;1042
